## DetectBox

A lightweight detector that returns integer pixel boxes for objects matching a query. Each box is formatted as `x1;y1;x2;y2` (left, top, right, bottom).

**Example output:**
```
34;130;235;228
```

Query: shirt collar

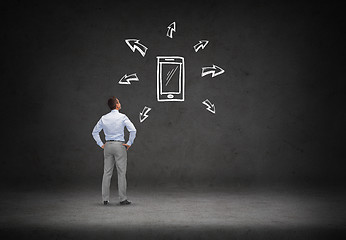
111;109;119;113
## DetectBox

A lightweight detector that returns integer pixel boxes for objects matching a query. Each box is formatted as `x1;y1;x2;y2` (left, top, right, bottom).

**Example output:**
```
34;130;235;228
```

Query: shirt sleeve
124;115;137;146
92;118;104;148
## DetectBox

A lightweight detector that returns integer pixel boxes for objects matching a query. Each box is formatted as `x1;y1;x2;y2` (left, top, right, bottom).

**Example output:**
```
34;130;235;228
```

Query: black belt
106;140;124;142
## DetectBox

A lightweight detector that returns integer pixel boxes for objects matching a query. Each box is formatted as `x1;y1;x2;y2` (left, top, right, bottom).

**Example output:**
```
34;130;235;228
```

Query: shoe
103;201;109;205
120;200;131;205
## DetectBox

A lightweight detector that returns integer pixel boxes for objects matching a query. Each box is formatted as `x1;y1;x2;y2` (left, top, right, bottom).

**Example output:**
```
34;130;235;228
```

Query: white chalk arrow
193;40;209;52
166;22;176;38
118;73;139;85
139;106;152;123
125;39;148;57
201;64;225;78
202;99;215;114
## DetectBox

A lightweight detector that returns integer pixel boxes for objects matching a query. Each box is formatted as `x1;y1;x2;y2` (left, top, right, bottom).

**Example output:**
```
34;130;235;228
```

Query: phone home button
167;94;174;99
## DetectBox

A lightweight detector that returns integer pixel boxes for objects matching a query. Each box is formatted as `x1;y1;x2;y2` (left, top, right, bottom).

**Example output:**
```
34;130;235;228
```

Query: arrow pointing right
193;40;209;52
201;64;225;78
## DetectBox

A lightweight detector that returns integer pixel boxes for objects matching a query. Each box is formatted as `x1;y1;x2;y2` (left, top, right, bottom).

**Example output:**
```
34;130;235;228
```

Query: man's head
108;97;121;110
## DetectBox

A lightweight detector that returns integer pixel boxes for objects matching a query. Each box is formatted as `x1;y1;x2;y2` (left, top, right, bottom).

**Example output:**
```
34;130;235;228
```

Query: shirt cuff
126;141;132;146
98;142;104;148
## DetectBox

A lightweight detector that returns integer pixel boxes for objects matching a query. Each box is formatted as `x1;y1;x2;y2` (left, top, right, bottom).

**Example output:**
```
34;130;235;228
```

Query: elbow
130;129;137;136
131;127;137;133
131;130;137;136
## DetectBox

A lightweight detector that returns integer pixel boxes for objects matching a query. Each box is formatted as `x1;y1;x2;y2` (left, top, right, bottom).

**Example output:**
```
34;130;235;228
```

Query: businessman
92;97;137;205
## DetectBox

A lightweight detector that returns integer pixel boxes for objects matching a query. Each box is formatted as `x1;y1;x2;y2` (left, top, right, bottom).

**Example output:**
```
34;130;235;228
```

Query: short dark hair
108;97;118;110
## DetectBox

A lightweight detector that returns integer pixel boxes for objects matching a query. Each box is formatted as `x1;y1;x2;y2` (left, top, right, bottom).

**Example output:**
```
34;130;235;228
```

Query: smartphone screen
157;56;185;102
161;63;180;93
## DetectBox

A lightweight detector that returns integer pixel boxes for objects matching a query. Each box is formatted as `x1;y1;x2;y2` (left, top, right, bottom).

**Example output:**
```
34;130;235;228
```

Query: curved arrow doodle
202;99;215;114
201;64;225;78
193;40;209;52
125;39;148;57
118;73;139;85
166;22;176;38
139;106;152;123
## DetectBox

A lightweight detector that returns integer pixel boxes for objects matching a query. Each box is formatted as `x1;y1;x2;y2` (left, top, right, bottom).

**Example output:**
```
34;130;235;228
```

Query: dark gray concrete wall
2;1;345;186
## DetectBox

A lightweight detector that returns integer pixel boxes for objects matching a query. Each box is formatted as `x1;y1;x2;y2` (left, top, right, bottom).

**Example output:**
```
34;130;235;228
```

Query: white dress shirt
92;109;137;148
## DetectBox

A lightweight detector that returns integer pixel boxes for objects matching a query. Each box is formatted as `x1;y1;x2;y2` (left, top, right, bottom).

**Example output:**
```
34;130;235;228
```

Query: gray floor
1;185;346;239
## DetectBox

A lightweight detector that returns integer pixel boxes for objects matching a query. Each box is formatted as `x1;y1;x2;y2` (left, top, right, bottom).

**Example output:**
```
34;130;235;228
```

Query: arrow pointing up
193;40;209;52
118;73;139;85
125;39;148;57
166;22;176;38
201;64;225;78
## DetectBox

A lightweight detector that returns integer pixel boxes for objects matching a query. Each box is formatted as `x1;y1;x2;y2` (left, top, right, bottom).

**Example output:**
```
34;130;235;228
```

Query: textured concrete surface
1;186;345;239
2;1;345;187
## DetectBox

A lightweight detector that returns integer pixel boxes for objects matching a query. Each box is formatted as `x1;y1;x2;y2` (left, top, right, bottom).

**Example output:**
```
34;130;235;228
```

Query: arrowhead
139;112;144;121
125;39;138;51
209;104;216;114
211;65;224;77
139;114;148;123
118;74;130;84
168;22;176;30
200;40;208;48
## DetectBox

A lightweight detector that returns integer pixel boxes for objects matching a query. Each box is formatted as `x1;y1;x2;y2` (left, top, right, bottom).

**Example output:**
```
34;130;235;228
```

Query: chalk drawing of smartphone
157;56;185;102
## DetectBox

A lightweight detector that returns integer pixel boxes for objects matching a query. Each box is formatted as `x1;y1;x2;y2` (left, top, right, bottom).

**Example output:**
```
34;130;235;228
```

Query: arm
92;118;104;148
123;115;137;150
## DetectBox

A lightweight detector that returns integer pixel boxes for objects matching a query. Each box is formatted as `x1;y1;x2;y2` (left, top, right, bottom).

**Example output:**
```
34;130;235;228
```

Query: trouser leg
115;146;127;202
102;144;115;202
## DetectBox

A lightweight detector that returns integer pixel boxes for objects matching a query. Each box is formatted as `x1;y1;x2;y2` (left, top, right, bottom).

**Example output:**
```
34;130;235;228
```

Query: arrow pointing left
118;73;139;85
125;39;148;57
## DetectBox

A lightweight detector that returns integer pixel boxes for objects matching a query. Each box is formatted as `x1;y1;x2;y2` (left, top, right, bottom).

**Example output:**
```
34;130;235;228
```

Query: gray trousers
102;141;127;202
